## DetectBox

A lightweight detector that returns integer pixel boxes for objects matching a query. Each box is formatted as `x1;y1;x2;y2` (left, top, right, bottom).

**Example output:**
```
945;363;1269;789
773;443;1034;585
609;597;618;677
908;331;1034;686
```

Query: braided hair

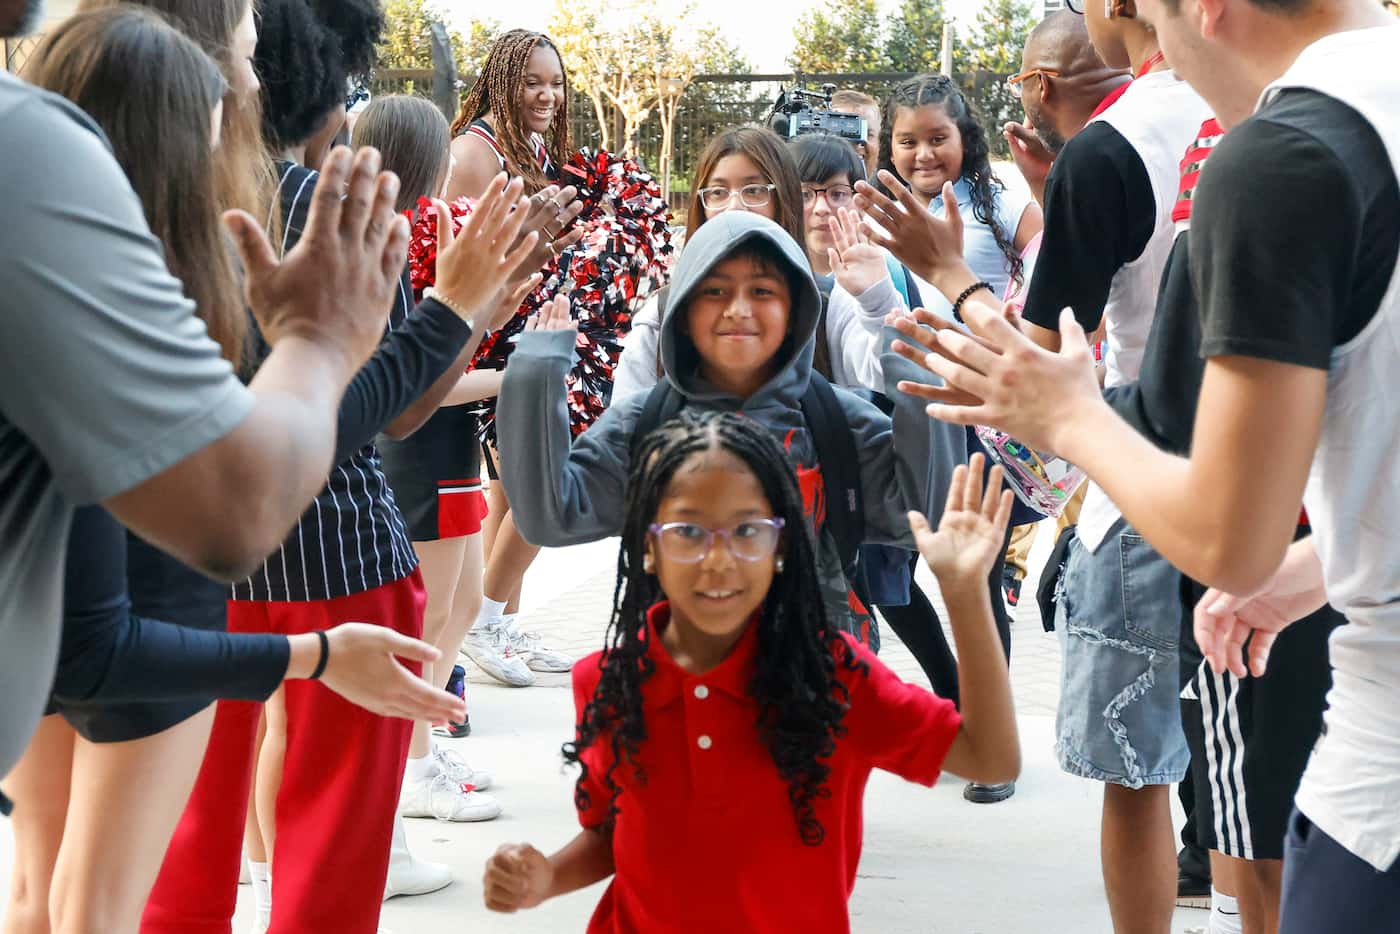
878;74;1023;285
563;411;866;846
449;28;571;195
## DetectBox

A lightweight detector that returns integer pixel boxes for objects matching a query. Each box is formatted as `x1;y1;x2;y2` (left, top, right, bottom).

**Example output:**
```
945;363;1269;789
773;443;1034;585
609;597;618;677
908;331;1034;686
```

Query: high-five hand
429;173;539;324
229;146;410;369
828;207;892;297
853;172;970;287
909;453;1014;587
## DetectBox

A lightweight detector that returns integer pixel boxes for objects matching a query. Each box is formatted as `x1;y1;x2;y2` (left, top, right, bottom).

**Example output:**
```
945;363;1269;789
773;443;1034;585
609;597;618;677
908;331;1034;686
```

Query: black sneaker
1002;568;1023;608
963;781;1016;804
432;718;471;739
432;665;471;738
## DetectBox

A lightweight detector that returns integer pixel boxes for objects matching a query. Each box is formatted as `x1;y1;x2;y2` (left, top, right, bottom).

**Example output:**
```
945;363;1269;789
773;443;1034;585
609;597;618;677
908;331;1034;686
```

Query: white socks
403;752;437;784
1209;889;1242;934
249;859;271;924
474;597;507;631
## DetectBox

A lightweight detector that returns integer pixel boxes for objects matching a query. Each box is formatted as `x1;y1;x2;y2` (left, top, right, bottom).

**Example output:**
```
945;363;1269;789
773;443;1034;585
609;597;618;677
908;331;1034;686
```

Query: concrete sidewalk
0;528;1209;933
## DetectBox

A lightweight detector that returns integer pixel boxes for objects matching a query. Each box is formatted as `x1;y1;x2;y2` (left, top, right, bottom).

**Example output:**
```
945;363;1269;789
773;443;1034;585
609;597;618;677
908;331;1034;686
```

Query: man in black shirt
891;1;1400;930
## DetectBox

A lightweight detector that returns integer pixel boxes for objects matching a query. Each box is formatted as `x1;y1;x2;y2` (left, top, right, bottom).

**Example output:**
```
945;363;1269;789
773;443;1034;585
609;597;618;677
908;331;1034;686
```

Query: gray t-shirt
0;72;255;777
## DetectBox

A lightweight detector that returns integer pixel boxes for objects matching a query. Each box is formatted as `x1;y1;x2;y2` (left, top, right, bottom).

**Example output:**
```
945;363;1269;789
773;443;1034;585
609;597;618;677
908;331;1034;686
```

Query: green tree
882;0;948;75
379;0;494;71
954;0;1035;157
788;0;885;73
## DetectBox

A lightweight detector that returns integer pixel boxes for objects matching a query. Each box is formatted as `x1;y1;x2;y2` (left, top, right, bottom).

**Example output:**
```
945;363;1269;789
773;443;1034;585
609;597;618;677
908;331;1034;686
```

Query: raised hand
894;304;1101;454
853;172;969;287
429;173;539;323
313;623;465;723
523;294;576;336
828;207;891;297
1004;122;1054;201
483;843;554;912
229;146;410;369
518;184;587;272
909;454;1014;589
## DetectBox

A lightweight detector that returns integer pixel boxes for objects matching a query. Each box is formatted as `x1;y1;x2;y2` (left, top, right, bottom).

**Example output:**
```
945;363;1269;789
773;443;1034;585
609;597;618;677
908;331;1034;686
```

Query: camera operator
832;88;881;179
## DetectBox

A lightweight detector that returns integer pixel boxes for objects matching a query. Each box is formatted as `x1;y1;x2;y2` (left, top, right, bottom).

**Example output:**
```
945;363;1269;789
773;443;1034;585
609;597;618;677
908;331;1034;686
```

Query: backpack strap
801;374;864;577
884;254;911;309
810;292;835;383
652;285;670;379
629;380;685;465
903;266;923;310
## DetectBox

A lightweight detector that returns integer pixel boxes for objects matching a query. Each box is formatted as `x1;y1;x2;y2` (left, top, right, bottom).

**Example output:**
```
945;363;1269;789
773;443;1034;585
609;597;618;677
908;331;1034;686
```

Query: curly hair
878;74;1023;285
255;0;381;152
449;28;570;195
563;411;866;846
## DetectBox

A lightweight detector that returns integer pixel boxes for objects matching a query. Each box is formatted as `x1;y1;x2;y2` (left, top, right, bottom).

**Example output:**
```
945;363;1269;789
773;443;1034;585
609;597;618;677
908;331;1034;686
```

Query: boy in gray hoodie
496;212;962;641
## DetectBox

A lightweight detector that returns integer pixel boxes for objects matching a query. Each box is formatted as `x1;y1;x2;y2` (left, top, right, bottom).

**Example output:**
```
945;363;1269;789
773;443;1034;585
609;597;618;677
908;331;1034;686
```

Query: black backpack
629;373;865;579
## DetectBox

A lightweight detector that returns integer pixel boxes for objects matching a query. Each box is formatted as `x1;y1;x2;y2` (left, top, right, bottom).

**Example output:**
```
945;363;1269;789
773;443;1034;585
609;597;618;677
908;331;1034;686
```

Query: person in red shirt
480;411;1021;931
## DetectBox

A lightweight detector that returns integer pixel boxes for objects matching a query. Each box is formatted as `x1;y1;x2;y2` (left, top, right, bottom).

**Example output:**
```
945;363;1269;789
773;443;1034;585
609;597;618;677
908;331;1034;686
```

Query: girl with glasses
613;126;805;401
480;411;1019;930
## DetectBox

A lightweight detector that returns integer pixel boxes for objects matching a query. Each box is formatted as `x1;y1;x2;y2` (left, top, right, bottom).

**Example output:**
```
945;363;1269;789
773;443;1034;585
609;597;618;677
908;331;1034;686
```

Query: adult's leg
253;693;286;862
266;573;423;934
985;520;1014;660
480;512;539;609
877;553;959;704
2;717;75;934
1222;855;1280;934
1102;783;1177;934
1003;522;1037;584
1279;810;1400;934
51;707;215;934
142;602;271;934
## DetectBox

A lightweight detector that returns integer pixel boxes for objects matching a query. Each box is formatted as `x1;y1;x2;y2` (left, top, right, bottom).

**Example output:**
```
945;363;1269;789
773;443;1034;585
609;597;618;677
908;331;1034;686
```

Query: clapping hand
428;173;539;327
909;454;1014;591
853;172;970;287
828;207;891;297
483;843;554;912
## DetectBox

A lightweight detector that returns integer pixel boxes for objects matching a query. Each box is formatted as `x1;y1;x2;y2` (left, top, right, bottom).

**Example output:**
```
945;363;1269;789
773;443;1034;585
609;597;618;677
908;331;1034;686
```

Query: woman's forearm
441;368;506;407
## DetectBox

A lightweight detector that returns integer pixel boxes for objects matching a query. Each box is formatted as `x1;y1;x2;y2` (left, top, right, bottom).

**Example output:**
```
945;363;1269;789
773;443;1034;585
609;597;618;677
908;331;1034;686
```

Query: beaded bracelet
951;281;994;322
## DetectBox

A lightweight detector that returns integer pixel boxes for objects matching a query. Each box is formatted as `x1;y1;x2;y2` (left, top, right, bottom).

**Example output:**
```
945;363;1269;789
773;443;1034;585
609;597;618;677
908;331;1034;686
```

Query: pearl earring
775;558;785;573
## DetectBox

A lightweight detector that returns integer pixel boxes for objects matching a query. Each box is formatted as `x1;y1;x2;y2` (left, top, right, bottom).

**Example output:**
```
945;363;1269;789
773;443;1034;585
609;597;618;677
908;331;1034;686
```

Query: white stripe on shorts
1198;664;1254;859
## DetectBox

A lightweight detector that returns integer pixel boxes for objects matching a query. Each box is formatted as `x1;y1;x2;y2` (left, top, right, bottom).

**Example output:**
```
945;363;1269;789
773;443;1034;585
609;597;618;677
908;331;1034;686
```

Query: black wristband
309;630;330;681
951;281;993;323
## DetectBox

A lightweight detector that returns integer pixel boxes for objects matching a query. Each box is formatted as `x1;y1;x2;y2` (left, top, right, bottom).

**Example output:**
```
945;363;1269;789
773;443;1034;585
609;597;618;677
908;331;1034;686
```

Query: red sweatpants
141;570;425;934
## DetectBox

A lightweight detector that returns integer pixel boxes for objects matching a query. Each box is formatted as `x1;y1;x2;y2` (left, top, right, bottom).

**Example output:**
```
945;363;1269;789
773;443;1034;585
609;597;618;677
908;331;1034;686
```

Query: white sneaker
400;769;502;822
503;616;574;673
384;813;453;900
430;742;493;791
461;620;535;686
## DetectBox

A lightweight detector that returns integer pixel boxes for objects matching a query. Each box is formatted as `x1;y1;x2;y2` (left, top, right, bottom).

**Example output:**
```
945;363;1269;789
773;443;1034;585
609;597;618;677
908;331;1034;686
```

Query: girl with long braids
878;74;1042;304
481;412;1020;928
445;28;579;689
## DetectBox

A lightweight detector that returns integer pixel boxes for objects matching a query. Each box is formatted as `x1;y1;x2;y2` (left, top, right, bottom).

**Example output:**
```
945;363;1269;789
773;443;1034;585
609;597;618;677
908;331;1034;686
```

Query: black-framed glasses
1065;0;1085;13
698;184;777;211
647;519;785;564
801;185;856;208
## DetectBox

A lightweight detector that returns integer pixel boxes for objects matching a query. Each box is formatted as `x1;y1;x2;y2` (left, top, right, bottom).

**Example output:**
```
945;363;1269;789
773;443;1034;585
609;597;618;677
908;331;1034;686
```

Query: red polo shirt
572;602;962;933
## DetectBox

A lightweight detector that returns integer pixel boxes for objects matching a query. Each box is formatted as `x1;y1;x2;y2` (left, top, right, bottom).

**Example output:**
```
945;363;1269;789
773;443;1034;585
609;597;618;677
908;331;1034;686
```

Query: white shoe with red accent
461;618;534;687
399;768;501;822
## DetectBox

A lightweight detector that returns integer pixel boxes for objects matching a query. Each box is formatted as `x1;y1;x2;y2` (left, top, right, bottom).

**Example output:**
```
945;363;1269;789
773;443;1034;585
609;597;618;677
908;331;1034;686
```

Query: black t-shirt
1193;89;1399;367
1105;90;1400;455
1022;122;1156;333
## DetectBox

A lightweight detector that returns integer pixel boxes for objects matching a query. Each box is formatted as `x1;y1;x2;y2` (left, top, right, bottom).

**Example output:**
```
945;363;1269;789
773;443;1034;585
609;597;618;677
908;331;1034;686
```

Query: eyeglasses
801;185;855;208
648;519;786;564
698;184;777;211
1065;0;1085;13
1006;68;1060;98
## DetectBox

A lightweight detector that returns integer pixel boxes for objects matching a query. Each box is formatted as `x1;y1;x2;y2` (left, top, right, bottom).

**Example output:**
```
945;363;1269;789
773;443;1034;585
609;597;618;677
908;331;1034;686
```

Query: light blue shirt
917;177;1030;322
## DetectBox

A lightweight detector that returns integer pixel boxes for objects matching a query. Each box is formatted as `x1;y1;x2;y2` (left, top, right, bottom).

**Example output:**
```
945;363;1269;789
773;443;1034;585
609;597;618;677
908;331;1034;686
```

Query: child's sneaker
400;769;501;822
1001;567;1023;609
503;616;574;673
432;665;471;738
462;619;534;687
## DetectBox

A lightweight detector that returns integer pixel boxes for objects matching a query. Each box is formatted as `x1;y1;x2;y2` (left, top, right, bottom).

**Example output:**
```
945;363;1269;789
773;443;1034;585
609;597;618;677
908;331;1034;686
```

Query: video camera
767;83;868;145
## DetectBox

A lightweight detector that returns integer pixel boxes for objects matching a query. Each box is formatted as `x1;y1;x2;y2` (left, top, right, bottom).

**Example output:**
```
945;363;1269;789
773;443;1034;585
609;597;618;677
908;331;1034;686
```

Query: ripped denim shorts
1054;522;1189;788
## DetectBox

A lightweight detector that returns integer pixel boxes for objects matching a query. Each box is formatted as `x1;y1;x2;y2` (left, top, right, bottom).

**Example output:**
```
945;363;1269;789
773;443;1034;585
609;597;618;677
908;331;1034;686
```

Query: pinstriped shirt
231;162;422;601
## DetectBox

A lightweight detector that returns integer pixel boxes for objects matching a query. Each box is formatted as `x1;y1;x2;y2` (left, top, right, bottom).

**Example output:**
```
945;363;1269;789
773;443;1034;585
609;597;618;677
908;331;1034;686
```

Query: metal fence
3;35;41;74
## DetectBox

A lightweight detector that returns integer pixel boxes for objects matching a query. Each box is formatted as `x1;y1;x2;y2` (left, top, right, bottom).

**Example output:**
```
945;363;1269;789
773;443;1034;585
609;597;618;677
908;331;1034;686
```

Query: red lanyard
1088;51;1167;120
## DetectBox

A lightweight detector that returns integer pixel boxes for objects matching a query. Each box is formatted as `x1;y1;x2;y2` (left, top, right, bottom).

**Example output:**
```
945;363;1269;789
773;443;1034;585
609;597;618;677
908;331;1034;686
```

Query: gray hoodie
497;211;964;634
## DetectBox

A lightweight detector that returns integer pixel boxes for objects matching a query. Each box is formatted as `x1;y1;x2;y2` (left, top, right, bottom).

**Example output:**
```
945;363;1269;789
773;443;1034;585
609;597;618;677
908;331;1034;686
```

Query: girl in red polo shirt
482;411;1021;932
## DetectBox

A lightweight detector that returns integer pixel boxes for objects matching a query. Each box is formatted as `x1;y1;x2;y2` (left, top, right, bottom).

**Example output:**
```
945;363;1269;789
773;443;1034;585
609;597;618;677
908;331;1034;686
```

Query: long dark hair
564;411;865;846
686;126;805;246
450;28;570;195
30;7;243;363
879;74;1023;285
353;95;452;214
791;131;867;184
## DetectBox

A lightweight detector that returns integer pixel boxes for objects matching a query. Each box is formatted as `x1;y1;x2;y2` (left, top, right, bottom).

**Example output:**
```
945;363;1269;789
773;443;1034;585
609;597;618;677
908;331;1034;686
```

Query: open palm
911;454;1013;586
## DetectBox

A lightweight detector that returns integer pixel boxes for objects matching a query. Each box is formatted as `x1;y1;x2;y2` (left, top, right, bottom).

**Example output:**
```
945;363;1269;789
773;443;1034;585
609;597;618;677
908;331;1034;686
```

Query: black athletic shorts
1178;551;1343;861
379;405;488;542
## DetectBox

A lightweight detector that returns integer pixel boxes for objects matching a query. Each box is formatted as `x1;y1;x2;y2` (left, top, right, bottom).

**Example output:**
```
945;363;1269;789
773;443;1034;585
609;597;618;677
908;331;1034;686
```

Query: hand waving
483;843;554;912
229;146;410;369
429;173;540;324
853;172;968;286
828;207;891;297
909;453;1013;590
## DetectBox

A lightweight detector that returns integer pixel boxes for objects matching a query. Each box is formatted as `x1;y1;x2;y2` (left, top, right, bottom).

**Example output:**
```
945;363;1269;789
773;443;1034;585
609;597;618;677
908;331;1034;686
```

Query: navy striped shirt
232;161;470;602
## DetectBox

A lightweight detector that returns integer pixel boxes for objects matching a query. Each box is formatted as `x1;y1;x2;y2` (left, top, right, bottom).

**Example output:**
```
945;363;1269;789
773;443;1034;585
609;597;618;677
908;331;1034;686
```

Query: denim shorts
1054;523;1189;788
